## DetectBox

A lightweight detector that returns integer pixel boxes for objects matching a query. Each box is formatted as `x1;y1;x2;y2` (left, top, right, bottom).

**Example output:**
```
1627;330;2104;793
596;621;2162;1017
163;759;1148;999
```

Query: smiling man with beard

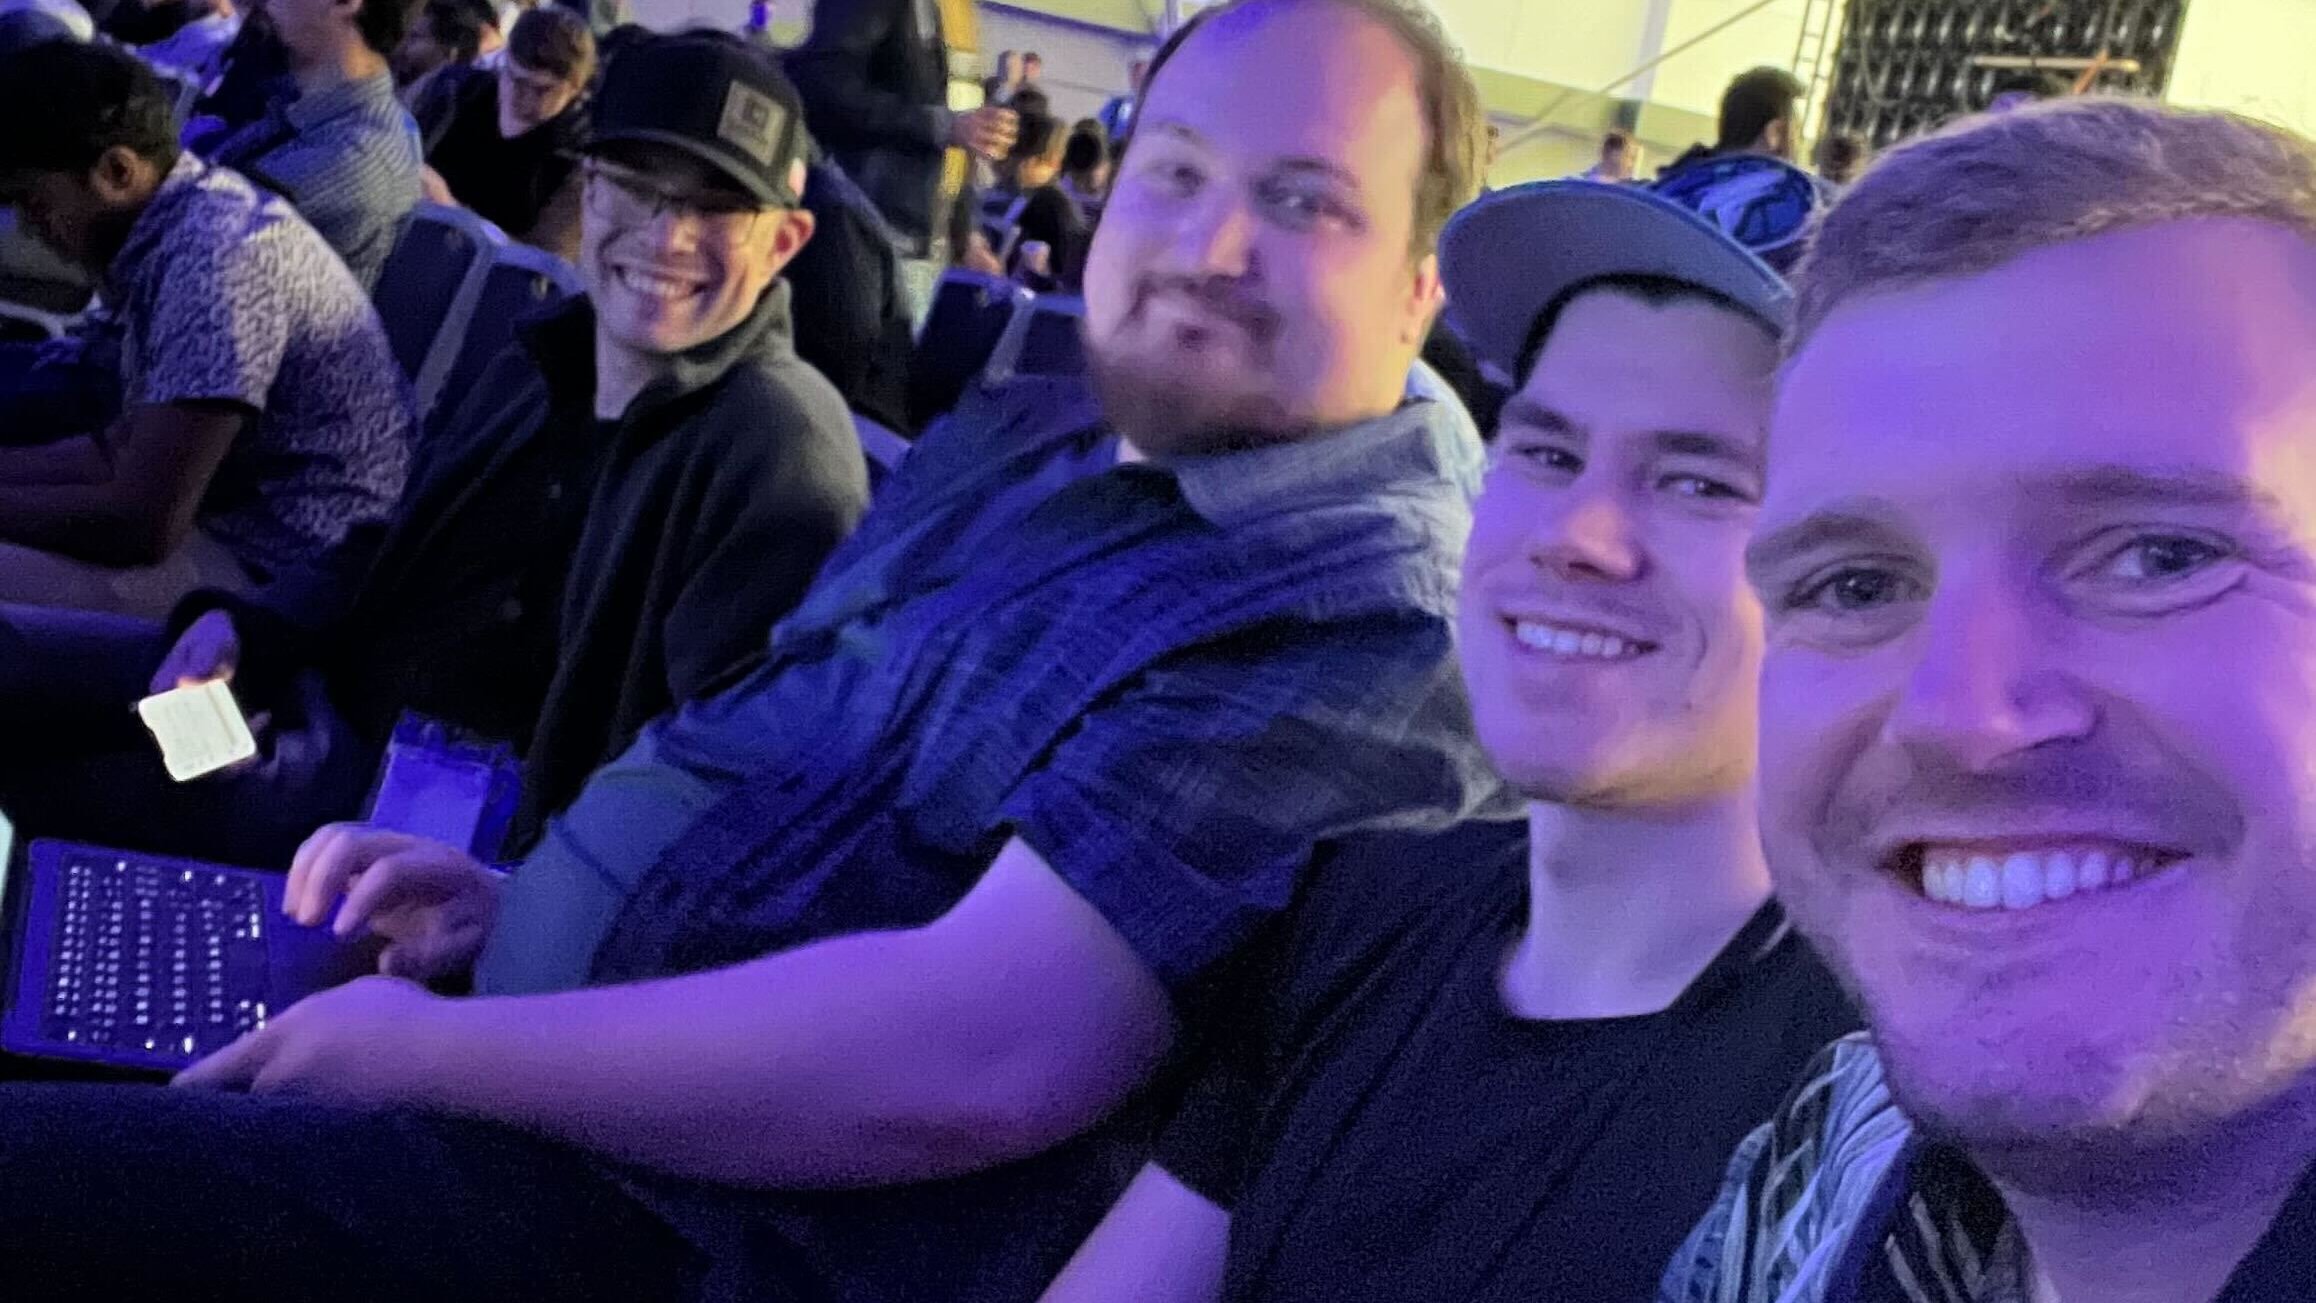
0;3;1505;1300
1664;100;2316;1303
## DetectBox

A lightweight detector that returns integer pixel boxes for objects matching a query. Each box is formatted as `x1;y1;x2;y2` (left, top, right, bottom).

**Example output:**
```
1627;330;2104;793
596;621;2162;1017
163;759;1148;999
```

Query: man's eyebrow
1266;156;1362;192
1654;430;1762;467
1138;119;1207;148
2036;463;2288;516
1745;506;1905;587
1497;397;1575;436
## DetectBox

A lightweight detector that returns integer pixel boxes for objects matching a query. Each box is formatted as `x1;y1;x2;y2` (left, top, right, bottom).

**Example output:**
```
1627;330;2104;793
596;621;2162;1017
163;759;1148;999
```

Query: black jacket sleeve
785;0;949;156
658;374;870;705
161;535;378;709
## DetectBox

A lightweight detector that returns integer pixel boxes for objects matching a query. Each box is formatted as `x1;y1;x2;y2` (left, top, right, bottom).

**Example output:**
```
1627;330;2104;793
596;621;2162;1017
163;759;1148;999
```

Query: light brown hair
509;4;595;86
1794;97;2316;353
1143;0;1486;254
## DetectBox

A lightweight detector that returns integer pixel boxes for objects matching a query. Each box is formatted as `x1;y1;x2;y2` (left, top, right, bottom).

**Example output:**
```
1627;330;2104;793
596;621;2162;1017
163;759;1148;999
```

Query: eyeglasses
583;162;766;234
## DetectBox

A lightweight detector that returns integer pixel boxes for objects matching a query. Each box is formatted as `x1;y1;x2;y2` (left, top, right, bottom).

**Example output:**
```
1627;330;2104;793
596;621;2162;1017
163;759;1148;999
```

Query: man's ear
1764;118;1792;157
1406;250;1445;346
86;145;152;204
766;207;817;272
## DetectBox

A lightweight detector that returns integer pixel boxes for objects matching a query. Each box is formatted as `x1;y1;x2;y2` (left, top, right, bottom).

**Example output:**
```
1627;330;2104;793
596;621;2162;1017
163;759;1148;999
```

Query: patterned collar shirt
1660;1032;2316;1303
206;69;422;290
109;154;413;578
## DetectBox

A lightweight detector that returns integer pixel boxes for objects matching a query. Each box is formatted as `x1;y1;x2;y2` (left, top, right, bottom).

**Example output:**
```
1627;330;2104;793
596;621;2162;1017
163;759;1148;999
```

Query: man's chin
1087;351;1303;458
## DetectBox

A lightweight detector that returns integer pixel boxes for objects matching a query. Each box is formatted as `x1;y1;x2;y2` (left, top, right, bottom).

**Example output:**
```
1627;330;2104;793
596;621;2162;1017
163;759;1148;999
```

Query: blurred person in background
1814;130;1867;186
201;0;424;289
1582;128;1638;182
1060;118;1109;215
1098;54;1148;142
982;46;1019;103
418;3;592;256
1663;66;1804;175
990;108;1086;290
786;0;1016;323
392;0;487;89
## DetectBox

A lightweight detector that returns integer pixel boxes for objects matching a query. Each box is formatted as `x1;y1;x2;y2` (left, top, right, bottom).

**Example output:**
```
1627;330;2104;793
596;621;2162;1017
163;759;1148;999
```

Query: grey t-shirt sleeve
474;683;777;994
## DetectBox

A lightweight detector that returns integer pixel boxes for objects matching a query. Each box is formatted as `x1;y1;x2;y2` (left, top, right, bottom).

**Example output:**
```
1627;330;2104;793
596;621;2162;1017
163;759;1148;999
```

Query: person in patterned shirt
1663;99;2316;1303
0;40;410;615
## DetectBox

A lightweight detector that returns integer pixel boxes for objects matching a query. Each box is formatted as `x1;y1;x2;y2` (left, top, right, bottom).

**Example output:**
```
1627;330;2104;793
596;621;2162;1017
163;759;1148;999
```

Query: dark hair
1515;272;1770;384
508;3;593;83
1010;109;1063;165
1139;0;1484;253
1601;128;1633;154
1062;121;1106;177
1815;131;1867;183
1716;66;1804;151
0;40;180;178
591;20;649;87
417;0;488;63
1006;86;1050;118
356;0;426;57
1990;70;2071;102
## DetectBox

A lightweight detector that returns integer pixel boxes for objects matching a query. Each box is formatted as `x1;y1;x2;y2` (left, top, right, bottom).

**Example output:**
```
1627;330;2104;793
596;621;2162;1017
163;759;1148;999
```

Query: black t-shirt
1158;819;1859;1303
1004;183;1089;290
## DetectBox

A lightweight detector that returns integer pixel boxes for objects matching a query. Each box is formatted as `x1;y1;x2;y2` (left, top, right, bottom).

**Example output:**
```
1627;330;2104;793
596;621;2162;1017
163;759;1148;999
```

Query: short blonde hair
1793;97;2316;352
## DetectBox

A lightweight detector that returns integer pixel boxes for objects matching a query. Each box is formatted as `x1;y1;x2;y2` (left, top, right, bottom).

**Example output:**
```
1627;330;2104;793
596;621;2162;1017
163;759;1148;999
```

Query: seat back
851;411;910;496
983;293;1086;385
428;242;583;425
906;269;1030;431
372;203;499;408
0;299;70;344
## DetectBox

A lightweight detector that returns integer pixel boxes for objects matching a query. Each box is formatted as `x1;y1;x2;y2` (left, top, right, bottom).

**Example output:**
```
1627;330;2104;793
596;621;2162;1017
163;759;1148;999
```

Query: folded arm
0;400;240;563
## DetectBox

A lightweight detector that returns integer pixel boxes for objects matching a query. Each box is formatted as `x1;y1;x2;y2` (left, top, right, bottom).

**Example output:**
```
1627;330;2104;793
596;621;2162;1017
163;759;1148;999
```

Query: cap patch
718;80;785;166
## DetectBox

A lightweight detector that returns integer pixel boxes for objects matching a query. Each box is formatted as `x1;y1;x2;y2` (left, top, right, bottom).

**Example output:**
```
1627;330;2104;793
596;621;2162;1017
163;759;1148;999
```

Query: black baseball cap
586;30;810;208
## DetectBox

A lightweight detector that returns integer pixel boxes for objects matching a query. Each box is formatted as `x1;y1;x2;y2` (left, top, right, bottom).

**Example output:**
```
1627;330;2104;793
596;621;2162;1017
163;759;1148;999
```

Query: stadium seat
906;269;1030;431
0;299;71;345
982;293;1085;384
852;411;910;495
373;203;499;411
427;241;583;426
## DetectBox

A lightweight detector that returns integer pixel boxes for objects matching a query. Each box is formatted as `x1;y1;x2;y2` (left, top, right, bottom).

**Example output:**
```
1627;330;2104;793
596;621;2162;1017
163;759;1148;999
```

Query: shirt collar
283;69;398;132
522;277;802;422
1149;395;1485;531
1858;1132;2316;1302
108;153;213;294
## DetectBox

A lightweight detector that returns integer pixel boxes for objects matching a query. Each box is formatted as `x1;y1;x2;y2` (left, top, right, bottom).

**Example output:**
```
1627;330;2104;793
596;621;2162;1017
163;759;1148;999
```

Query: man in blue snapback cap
1041;179;1856;1303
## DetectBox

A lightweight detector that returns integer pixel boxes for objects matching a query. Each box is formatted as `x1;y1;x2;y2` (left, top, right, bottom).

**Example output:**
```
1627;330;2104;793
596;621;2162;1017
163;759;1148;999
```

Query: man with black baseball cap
0;30;867;874
1044;179;1855;1303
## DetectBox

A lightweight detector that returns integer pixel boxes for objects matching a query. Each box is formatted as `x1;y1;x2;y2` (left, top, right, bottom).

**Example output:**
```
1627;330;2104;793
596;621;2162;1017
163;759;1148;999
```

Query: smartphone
135;679;258;782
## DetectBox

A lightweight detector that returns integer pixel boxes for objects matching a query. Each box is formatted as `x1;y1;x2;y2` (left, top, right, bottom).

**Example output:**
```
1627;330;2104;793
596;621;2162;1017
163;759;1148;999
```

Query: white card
136;679;259;782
